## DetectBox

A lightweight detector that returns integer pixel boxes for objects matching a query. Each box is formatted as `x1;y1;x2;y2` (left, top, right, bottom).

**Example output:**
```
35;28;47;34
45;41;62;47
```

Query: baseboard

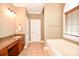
28;41;45;43
24;43;29;48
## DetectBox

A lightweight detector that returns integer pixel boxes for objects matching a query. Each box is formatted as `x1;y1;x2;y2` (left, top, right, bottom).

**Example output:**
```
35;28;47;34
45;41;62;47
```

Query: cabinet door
19;40;24;52
0;47;8;56
19;36;25;52
8;43;19;56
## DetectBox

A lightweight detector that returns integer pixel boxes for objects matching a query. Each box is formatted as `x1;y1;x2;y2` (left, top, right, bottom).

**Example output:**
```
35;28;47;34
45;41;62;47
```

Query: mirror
0;4;16;38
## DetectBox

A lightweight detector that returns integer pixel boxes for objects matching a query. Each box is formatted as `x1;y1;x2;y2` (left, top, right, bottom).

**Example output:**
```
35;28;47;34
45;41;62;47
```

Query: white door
30;20;41;42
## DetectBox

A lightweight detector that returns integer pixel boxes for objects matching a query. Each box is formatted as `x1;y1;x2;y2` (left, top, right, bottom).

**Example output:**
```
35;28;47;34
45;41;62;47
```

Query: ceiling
13;3;45;14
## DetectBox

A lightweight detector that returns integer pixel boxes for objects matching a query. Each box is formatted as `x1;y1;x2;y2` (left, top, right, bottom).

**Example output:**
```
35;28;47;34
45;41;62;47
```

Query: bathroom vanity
0;34;25;56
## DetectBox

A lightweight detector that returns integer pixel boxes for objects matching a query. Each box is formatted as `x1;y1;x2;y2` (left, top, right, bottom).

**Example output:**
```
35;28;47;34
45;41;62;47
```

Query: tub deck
47;39;79;56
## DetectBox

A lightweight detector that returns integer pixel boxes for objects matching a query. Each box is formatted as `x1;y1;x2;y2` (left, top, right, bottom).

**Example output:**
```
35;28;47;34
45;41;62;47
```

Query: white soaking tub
47;39;79;56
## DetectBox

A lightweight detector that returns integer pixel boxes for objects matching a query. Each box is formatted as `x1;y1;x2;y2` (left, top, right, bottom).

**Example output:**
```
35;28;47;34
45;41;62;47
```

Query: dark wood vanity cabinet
0;35;25;56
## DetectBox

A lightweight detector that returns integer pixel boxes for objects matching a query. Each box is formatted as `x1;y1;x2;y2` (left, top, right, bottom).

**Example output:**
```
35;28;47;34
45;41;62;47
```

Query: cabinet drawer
0;47;8;56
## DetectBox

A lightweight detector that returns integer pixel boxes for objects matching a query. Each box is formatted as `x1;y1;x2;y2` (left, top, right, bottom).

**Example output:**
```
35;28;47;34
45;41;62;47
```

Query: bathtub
47;39;79;56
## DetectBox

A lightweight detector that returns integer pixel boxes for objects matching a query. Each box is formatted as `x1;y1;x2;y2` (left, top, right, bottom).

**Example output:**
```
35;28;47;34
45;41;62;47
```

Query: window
65;7;79;37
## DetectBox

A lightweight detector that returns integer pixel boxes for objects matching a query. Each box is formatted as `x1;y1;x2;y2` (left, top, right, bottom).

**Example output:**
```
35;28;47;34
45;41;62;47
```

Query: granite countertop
0;36;22;50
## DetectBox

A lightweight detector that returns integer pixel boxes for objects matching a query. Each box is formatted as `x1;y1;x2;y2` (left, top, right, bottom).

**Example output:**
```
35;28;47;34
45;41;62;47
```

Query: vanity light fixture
8;8;16;16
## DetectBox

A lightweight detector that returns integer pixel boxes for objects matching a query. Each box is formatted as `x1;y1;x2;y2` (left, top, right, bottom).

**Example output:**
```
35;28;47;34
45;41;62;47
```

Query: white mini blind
65;8;79;36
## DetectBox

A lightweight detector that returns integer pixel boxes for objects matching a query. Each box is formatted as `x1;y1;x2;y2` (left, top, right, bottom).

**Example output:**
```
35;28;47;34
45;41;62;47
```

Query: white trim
28;41;44;43
63;34;79;42
24;44;29;48
64;3;79;13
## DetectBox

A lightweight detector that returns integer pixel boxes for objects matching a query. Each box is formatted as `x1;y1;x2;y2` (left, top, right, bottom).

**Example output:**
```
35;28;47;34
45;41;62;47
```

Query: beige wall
0;4;16;38
0;4;28;38
0;3;65;41
15;7;29;45
44;3;64;39
29;14;42;19
15;7;26;34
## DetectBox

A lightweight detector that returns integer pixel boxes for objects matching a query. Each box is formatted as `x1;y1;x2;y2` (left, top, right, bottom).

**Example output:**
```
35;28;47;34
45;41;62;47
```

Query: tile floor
19;42;50;56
